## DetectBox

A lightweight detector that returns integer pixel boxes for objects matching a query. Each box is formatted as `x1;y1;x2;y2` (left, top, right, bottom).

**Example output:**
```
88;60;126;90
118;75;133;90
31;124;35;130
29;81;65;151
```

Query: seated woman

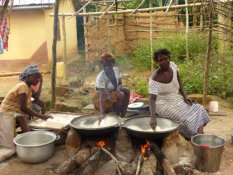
149;49;211;139
0;65;52;133
93;53;130;123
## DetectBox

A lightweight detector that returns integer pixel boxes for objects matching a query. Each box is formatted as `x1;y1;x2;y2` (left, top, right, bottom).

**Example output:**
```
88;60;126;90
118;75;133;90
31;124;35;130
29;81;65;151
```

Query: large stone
162;131;196;167
115;128;135;163
65;128;82;158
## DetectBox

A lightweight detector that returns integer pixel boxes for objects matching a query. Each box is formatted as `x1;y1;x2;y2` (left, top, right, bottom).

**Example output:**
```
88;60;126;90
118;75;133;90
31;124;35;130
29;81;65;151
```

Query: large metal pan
122;116;179;140
69;114;121;136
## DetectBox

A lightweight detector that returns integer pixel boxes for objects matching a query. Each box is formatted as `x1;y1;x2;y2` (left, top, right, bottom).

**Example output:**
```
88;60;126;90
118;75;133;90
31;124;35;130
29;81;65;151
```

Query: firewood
100;147;122;175
74;149;110;175
148;141;165;162
148;141;175;175
135;153;143;175
139;153;157;175
73;148;91;166
119;161;137;175
54;148;91;175
55;159;77;175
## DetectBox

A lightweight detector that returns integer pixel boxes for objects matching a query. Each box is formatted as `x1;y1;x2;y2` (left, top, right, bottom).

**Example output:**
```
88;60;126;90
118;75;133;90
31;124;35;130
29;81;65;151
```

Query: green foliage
113;51;133;70
45;100;51;111
136;79;149;97
131;32;212;70
178;59;204;94
118;0;172;9
178;52;233;98
130;32;233;99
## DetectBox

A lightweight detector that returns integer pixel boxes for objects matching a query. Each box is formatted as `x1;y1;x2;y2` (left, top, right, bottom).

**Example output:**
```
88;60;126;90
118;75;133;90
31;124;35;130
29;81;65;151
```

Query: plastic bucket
191;134;226;172
56;62;64;78
209;101;219;112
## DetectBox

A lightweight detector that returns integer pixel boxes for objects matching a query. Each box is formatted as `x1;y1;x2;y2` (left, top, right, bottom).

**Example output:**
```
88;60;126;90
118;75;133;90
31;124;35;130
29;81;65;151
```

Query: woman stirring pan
93;53;130;124
0;65;52;133
149;49;211;139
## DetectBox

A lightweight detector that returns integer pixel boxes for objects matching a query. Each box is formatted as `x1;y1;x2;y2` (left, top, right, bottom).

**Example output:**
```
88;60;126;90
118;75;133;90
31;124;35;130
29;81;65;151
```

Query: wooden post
51;0;60;109
185;0;189;61
83;7;89;64
200;6;204;31
203;0;214;106
62;15;68;80
0;0;10;26
218;2;232;54
106;2;111;52
149;0;154;71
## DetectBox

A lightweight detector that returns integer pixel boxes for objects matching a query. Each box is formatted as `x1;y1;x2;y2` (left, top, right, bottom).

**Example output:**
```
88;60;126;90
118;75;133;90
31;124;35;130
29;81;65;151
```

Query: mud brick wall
85;11;184;62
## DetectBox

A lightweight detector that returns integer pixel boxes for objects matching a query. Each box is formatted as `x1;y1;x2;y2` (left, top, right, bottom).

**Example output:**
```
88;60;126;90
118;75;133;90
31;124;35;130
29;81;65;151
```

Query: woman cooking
149;49;211;139
93;53;130;124
0;64;52;133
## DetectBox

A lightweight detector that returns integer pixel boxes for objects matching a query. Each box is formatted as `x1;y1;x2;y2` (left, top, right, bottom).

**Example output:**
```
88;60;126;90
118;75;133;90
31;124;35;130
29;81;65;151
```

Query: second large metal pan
122;116;179;140
69;114;121;136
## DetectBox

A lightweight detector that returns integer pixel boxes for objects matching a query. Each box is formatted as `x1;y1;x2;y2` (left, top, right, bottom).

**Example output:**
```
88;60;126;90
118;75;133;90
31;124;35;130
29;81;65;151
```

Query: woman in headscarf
0;65;52;133
93;53;130;123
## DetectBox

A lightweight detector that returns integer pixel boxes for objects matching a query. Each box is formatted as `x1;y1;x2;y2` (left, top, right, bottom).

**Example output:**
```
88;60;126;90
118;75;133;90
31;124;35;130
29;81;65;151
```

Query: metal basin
69;114;121;136
13;131;56;163
191;134;226;172
122;116;179;140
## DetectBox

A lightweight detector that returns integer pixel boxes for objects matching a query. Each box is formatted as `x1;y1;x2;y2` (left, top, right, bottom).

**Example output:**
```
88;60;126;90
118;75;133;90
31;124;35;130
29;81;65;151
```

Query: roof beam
50;2;208;17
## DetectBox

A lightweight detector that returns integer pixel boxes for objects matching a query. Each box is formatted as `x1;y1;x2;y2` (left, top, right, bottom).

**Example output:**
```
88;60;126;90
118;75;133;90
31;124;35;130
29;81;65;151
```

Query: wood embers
53;129;197;175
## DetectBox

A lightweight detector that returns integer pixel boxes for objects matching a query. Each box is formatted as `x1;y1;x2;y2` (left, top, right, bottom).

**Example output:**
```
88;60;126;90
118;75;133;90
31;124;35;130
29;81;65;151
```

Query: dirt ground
0;74;233;175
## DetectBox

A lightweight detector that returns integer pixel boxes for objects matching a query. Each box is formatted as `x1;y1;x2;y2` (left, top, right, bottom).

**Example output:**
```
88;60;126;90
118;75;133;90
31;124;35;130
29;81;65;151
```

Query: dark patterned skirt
93;91;117;113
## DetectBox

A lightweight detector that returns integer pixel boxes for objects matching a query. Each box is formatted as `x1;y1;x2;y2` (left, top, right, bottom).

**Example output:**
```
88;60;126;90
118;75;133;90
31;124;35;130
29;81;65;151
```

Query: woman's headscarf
19;64;40;81
100;53;116;63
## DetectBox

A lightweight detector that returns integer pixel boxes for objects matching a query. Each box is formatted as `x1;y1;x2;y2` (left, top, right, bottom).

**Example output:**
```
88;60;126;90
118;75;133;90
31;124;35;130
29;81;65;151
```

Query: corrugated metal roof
13;0;55;6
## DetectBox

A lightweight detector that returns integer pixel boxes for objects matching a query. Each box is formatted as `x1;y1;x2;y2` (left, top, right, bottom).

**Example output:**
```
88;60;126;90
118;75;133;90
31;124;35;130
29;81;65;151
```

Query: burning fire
141;140;150;160
97;140;105;147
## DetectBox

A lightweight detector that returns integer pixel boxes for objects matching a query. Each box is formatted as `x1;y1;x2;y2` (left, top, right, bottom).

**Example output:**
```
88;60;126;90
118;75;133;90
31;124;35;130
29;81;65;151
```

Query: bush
135;79;149;97
178;52;233;98
131;32;215;71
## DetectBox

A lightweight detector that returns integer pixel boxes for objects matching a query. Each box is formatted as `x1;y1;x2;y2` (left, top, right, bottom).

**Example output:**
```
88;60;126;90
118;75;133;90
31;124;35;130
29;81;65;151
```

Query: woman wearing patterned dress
149;49;210;139
93;53;130;124
0;65;52;133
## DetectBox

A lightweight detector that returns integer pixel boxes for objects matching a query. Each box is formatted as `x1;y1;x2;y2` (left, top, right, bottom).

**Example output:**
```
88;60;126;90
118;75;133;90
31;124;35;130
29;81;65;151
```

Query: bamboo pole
83;7;89;64
149;0;154;71
62;15;68;80
165;0;173;12
50;2;208;17
106;3;111;52
51;0;60;109
185;0;190;61
0;0;10;26
131;0;146;14
203;0;214;106
99;2;115;19
68;0;93;19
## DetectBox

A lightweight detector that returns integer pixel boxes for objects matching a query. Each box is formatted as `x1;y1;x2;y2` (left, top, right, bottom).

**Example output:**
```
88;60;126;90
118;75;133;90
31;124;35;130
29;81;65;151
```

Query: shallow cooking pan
69;114;121;136
122;116;179;140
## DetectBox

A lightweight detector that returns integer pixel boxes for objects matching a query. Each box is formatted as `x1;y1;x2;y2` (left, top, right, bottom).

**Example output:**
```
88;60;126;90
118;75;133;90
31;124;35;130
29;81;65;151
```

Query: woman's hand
98;114;105;125
40;114;53;120
184;97;195;106
150;117;157;130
